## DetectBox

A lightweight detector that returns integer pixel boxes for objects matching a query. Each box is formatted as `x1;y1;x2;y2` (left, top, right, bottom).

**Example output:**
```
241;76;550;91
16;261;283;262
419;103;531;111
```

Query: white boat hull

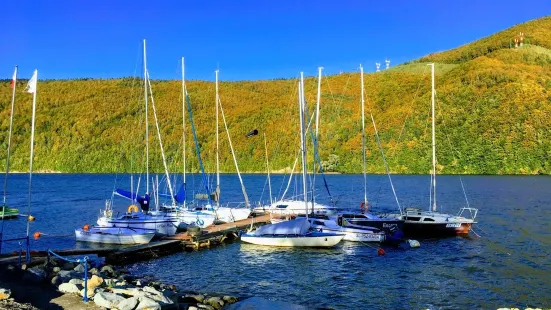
75;228;155;245
241;233;344;247
215;207;251;223
97;216;178;236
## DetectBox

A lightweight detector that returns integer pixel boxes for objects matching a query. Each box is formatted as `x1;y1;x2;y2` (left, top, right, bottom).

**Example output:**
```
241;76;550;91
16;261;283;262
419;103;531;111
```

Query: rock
6;264;15;272
204;297;224;310
21;264;28;271
73;264;85;273
58;283;80;294
0;288;11;300
79;287;97;299
115;281;128;287
188;307;198;310
104;278;117;287
111;287;142;297
87;275;104;290
69;278;84;285
101;265;116;275
52;266;61;273
136;296;161;310
222;296;238;304
118;297;139;310
183;294;205;303
89;267;99;275
51;276;62;286
62;262;75;270
143;286;162;296
197;304;215;310
93;292;125;309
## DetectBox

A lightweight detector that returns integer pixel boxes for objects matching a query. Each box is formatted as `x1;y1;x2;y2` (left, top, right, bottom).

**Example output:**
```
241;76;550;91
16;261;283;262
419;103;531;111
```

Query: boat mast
311;66;322;210
299;73;308;218
26;69;38;263
143;39;149;195
181;57;186;208
360;64;368;209
430;63;437;212
264;133;273;204
3;66;17;205
215;70;220;208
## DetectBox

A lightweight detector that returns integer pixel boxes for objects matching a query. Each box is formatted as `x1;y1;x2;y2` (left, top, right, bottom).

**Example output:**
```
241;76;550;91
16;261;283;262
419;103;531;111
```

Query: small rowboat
75;226;155;245
0;206;19;219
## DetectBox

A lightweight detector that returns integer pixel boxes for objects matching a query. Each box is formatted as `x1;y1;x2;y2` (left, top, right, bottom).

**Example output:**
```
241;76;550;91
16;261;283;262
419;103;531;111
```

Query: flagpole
26;69;38;263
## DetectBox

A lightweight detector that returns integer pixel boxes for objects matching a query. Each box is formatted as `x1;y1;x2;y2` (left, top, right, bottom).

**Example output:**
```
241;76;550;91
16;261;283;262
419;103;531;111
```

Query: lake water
1;173;550;309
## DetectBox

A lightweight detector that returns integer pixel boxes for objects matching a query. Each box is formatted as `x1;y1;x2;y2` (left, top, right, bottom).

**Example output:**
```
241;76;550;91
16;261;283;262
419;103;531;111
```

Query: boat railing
47;250;90;302
457;207;478;220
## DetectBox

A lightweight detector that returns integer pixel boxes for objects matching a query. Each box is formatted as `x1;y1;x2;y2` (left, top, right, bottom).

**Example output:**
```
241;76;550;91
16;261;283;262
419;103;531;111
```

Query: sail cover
254;218;310;236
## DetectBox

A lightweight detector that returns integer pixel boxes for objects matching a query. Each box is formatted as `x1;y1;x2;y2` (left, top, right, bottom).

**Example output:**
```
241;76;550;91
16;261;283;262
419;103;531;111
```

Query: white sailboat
384;63;478;237
241;72;344;247
75;226;155;245
96;39;182;236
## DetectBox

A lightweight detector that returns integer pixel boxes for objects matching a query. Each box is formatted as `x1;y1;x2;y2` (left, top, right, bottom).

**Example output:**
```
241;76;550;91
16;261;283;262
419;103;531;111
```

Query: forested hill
1;16;551;175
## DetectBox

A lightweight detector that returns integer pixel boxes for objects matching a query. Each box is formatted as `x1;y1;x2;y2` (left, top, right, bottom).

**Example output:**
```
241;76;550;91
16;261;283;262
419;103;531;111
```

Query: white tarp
254;218;310;236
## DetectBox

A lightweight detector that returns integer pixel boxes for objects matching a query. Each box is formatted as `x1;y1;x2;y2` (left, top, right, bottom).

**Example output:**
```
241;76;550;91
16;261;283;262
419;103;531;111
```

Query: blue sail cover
156;184;186;203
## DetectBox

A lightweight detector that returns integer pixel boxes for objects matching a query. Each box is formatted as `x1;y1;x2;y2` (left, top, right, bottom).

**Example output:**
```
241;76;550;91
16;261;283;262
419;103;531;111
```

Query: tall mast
26;69;38;263
430;63;437;212
215;70;220;208
311;66;323;209
181;57;186;207
299;73;308;218
360;64;368;209
143;39;149;194
3;66;17;205
264;133;273;204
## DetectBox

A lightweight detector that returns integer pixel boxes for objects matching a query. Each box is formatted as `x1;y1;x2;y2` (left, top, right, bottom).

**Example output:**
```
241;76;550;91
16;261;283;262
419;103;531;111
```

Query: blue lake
1;173;550;309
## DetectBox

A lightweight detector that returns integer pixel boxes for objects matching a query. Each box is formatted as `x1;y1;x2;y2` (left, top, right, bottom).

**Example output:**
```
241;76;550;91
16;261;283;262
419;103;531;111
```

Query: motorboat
75;226;155;245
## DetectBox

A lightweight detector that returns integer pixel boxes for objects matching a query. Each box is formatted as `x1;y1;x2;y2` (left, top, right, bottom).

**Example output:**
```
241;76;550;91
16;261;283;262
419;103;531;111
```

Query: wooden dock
0;214;272;266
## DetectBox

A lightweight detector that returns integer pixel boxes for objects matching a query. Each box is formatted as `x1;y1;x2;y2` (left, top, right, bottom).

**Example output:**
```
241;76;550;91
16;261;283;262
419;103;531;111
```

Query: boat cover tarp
254;218;310;236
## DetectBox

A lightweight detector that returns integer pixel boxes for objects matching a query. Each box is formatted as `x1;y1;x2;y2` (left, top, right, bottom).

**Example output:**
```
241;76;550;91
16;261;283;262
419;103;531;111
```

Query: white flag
26;70;38;93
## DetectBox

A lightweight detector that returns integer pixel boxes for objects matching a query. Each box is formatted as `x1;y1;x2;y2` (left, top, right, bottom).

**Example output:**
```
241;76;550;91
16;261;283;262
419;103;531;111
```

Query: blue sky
2;0;549;81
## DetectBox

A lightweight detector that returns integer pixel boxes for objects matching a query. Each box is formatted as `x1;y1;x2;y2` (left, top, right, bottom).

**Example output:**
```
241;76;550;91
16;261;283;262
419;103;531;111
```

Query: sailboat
1;66;20;219
189;70;251;224
385;63;478;237
241;72;344;247
96;40;181;236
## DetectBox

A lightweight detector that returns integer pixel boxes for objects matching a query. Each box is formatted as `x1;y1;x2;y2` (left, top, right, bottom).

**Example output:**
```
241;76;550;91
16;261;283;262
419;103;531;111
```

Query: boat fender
377;248;385;256
408;239;421;248
83;224;90;231
33;231;41;240
360;202;368;214
127;205;139;213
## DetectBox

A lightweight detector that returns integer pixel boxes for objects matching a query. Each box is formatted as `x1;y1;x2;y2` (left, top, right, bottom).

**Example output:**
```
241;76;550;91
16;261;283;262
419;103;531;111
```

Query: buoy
377;248;386;256
33;231;41;240
28;215;35;221
83;224;90;231
408;239;421;248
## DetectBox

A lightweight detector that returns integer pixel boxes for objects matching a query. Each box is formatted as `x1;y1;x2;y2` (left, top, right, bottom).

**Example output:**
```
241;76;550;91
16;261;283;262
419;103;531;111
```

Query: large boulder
204;296;224;310
100;265;116;276
0;288;11;300
87;275;104;291
73;264;85;273
52;267;61;273
182;294;205;303
79;287;99;299
93;292;125;309
51;275;62;286
69;278;84;286
58;283;80;294
118;297;139;310
222;296;238;304
136;296;161;310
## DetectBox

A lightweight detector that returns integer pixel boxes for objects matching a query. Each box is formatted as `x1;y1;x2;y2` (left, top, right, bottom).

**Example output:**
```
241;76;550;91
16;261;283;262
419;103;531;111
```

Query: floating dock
0;214;272;266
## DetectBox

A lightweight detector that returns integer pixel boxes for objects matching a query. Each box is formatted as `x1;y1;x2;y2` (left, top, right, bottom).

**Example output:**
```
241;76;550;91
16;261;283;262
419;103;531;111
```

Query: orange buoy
83;224;90;231
33;231;41;240
377;248;386;256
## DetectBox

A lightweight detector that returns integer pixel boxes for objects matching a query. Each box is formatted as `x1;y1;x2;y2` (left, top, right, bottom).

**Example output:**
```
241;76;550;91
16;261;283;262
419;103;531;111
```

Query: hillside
1;16;551;175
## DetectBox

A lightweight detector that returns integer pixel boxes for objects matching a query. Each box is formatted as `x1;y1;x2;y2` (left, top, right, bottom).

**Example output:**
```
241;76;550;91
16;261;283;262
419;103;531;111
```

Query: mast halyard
311;66;323;210
299;73;309;219
264;133;273;204
3;66;17;205
360;64;368;210
143;39;150;195
215;70;220;208
181;57;186;208
430;63;437;212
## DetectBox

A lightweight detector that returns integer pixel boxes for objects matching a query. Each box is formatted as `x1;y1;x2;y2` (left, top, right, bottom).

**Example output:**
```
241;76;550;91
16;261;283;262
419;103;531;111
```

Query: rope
48;249;89;264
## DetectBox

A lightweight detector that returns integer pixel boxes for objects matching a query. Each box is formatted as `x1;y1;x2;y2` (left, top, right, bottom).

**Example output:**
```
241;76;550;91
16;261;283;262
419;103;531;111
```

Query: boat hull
97;217;178;236
402;222;473;238
241;232;344;247
0;207;19;219
75;228;155;245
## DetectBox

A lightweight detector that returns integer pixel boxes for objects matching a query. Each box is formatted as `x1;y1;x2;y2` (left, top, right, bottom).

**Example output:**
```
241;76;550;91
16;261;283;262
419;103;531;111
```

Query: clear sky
2;0;550;81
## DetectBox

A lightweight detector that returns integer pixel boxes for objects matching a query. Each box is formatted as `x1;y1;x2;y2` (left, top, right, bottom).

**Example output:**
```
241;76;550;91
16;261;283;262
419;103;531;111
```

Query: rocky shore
0;259;241;310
